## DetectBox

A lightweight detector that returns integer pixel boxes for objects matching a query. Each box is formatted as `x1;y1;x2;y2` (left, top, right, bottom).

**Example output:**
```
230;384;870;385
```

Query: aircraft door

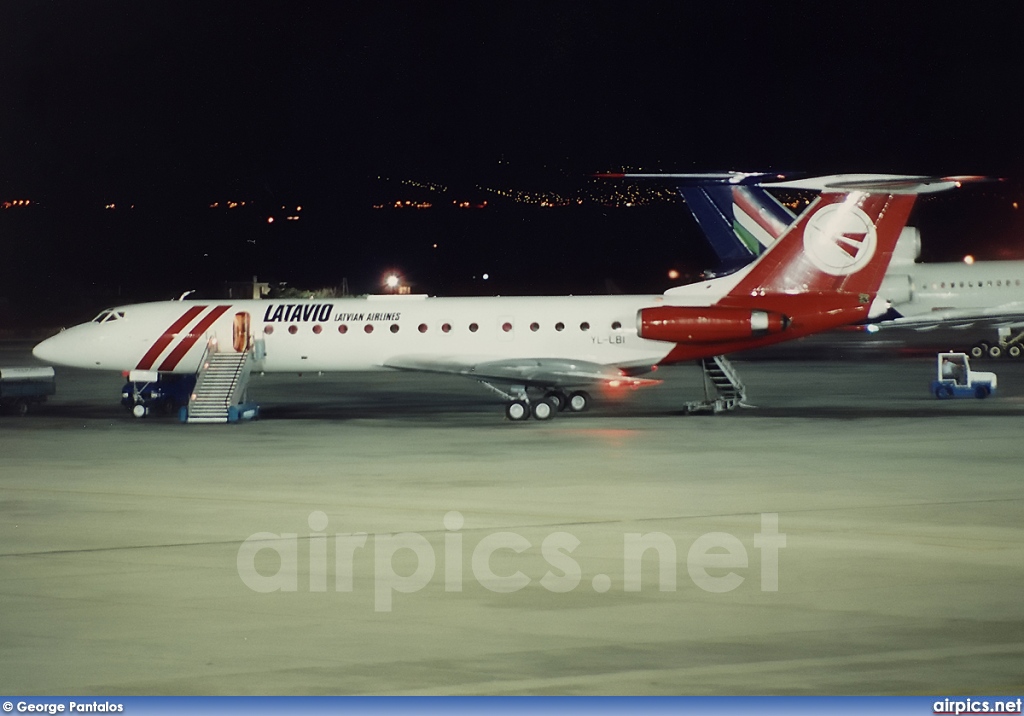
233;312;252;352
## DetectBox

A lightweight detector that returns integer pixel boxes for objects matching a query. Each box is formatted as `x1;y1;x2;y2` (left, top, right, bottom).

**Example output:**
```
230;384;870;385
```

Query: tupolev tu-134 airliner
33;176;973;421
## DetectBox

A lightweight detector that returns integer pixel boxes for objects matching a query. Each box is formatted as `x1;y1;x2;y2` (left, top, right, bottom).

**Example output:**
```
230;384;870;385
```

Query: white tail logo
801;203;878;276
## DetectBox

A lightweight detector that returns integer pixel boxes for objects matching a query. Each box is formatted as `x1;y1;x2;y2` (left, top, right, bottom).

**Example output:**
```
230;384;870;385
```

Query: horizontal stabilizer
767;174;994;194
599;171;797;185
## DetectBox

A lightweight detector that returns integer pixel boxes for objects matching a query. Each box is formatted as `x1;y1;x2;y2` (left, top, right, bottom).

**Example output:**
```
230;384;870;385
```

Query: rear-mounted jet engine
637;306;790;343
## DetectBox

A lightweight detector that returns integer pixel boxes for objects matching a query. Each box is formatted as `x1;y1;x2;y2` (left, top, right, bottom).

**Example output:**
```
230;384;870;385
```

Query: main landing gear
483;383;590;421
968;327;1024;360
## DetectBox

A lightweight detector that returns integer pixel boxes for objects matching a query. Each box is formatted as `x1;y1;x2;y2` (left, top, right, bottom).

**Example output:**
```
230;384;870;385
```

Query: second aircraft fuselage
894;260;1024;316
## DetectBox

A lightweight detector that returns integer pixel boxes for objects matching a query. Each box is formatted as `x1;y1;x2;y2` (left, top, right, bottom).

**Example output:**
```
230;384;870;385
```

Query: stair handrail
226;350;253;406
712;355;746;396
188;337;221;412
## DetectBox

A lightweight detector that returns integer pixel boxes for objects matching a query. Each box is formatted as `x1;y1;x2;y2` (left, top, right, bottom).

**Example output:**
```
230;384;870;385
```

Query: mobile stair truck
930;352;997;399
0;366;56;415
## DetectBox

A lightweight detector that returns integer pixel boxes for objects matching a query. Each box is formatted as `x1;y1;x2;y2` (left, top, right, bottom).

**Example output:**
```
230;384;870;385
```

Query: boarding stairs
185;344;254;424
685;355;748;414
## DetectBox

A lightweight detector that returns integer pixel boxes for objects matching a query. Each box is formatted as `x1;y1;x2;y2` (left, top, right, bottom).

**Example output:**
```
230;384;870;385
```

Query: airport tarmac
1;338;1023;695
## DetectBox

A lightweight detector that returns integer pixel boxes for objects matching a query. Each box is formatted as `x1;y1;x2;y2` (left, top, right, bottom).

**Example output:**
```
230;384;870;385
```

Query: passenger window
555;322;564;332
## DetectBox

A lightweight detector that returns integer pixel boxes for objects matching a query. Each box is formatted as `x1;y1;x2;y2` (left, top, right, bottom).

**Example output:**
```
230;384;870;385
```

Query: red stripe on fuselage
135;305;208;370
157;305;231;372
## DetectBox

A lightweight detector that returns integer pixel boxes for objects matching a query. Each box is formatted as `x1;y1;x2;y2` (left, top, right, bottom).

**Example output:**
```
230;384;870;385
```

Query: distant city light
267;216;274;224
667;269;680;280
384;274;400;290
964;255;975;265
482;273;489;280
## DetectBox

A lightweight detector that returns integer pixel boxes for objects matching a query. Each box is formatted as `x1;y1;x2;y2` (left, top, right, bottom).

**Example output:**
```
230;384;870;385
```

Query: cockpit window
91;310;126;323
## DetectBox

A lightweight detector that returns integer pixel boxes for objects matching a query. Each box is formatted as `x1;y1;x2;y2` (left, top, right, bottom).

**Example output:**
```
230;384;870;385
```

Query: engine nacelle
891;227;921;266
878;273;912;306
637;306;790;343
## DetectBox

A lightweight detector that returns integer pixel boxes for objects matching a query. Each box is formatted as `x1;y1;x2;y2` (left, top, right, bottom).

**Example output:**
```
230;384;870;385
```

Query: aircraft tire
988;344;1003;359
969;342;989;359
532;399;556;421
505;400;529;421
1009;344;1023;359
544;390;568;411
567;391;590;413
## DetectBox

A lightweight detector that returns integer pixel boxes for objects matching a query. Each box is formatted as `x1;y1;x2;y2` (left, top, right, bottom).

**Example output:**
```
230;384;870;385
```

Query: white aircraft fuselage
35;294;677;375
889;260;1024;317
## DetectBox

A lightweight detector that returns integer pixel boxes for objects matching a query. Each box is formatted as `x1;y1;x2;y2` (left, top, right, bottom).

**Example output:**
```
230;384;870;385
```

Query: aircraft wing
882;306;1024;332
383;355;661;388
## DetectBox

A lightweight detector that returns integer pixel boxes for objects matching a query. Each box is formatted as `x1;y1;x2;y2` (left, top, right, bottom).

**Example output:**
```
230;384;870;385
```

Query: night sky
3;2;1024;322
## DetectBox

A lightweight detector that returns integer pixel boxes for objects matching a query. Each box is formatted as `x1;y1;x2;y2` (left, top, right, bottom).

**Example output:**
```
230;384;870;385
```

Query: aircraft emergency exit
33;178;961;420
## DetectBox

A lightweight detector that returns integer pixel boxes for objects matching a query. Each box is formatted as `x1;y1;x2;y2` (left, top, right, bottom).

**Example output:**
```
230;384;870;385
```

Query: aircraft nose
33;330;77;366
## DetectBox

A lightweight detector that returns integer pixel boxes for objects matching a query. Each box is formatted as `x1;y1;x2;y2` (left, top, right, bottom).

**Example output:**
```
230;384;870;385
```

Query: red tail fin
658;189;919;363
725;191;917;301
